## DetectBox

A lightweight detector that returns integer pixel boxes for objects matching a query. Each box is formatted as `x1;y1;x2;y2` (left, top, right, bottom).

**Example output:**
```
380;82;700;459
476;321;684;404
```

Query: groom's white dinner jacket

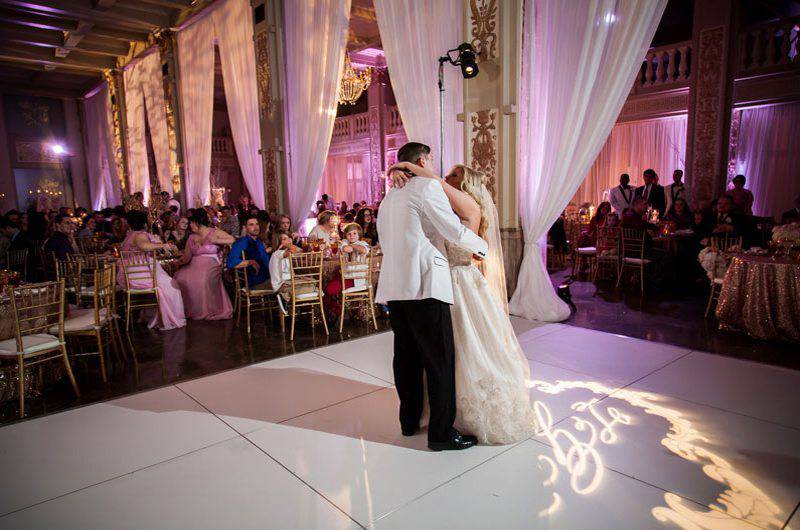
376;177;488;305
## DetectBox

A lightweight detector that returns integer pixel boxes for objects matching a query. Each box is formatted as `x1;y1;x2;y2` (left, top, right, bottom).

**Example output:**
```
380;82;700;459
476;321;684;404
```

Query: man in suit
664;169;690;215
376;141;488;452
635;168;666;218
609;173;635;214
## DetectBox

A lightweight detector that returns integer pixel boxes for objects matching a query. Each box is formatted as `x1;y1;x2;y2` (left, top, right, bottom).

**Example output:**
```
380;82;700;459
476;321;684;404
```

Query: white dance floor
1;319;798;529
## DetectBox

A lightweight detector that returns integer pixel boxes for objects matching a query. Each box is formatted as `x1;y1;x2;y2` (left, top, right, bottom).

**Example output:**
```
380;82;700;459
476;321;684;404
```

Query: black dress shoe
401;426;417;437
428;429;478;451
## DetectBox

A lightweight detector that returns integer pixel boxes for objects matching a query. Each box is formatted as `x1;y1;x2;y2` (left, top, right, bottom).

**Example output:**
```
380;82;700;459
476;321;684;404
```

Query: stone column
367;68;387;204
462;0;523;294
685;0;736;208
62;98;91;208
156;30;188;209
0;96;18;210
253;0;288;214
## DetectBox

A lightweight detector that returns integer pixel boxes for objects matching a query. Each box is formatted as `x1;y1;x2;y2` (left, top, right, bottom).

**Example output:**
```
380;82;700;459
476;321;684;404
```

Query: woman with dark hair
355;207;378;245
118;210;186;330
663;197;692;230
173;208;235;320
578;201;611;247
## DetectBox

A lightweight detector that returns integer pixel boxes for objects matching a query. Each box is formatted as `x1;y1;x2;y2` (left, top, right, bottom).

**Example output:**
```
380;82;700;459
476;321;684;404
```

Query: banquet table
716;253;800;343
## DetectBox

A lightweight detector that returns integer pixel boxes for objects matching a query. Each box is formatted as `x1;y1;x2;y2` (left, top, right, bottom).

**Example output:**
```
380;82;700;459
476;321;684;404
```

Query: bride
388;161;536;444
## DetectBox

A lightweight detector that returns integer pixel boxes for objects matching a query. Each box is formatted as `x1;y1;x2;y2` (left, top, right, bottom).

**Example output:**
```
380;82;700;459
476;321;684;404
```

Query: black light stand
437;43;479;177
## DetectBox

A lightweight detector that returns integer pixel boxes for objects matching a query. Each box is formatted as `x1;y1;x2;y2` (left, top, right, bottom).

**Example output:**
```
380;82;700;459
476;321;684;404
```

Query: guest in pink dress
118;210;186;330
174;209;235;320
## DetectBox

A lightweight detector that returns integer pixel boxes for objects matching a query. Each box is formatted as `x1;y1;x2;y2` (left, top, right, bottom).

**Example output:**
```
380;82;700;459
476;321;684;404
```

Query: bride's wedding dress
446;240;537;444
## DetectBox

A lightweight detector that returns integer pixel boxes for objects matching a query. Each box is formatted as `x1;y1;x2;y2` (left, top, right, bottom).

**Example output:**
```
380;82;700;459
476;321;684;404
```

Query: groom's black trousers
388;298;456;443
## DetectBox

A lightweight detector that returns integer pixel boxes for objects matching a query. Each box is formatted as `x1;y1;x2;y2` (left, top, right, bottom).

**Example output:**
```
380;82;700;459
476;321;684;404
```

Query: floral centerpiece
0;270;21;291
772;223;800;249
698;247;727;281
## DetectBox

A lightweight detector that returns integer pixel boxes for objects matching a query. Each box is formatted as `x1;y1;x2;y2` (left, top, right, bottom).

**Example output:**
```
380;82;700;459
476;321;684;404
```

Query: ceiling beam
0;23;129;56
134;0;193;10
0;59;101;76
90;24;149;42
1;0;169;30
0;83;84;98
0;7;78;32
56;19;94;58
0;43;116;71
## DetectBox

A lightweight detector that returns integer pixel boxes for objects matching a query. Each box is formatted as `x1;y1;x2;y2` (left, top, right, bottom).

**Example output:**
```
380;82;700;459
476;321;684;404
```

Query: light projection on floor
530;380;784;529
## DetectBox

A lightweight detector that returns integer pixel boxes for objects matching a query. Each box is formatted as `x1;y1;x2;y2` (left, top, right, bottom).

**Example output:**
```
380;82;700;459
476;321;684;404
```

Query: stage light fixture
437;43;481;175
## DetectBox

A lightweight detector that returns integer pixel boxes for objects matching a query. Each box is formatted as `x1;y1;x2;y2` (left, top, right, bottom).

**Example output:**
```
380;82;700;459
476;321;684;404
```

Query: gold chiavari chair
76;237;108;254
39;247;58;281
234;252;284;334
287;251;328;341
55;258;82;305
616;228;651;293
0;280;80;418
571;239;597;280
6;249;28;279
338;251;378;332
704;235;743;318
49;266;118;382
119;250;161;331
593;226;620;282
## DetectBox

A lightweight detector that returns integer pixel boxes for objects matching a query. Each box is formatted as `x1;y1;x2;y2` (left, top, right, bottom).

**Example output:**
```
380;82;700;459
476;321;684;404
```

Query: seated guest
781;195;800;224
338;201;349;216
0;217;32;252
76;217;96;238
44;214;78;260
548;214;569;254
226;215;271;290
165;216;190;250
712;195;741;234
118;210;185;330
269;231;301;294
217;206;240;237
315;201;326;216
664;169;690;215
174;209;235;321
726;174;754;215
110;216;129;244
307;210;340;246
321;193;336;211
621;198;659;233
609;173;635;214
578;201;611;247
691;210;712;242
276;214;302;245
355;207;379;245
257;211;273;248
324;223;370;317
663;198;693;230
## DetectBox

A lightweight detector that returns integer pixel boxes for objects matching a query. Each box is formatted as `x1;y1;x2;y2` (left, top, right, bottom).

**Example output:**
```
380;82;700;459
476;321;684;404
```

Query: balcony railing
738;16;799;74
331;105;403;143
212;136;232;155
634;40;692;92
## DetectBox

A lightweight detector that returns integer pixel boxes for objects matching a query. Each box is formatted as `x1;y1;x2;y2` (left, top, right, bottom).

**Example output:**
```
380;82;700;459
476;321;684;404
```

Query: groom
376;142;489;451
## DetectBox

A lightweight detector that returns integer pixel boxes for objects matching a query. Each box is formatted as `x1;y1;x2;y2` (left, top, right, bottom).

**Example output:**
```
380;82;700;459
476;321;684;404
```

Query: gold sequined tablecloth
716;254;800;343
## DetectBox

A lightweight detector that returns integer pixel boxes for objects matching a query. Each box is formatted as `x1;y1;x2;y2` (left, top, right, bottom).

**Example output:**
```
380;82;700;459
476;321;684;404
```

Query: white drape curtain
82;83;120;210
509;0;666;322
731;102;800;218
374;0;463;175
177;0;264;208
318;154;371;207
575;115;687;206
124;50;172;202
177;14;215;207
283;0;351;227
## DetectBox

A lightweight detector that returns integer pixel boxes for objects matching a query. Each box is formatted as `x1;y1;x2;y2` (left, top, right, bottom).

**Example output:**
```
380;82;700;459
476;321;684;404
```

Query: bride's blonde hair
450;164;489;238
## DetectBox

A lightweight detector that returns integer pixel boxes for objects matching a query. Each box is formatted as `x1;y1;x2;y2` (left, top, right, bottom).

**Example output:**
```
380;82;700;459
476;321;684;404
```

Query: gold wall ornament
155;32;182;195
470;0;498;61
104;70;128;193
263;148;279;213
469;109;498;199
338;52;372;105
18;99;50;127
255;31;275;118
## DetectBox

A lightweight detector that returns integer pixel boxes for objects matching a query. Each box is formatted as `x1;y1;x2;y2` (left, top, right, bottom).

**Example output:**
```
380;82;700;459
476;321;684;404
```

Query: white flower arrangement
772;222;800;245
698;247;727;281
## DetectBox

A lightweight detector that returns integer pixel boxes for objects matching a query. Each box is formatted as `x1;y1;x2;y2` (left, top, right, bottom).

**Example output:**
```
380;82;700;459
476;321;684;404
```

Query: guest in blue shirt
226;215;271;289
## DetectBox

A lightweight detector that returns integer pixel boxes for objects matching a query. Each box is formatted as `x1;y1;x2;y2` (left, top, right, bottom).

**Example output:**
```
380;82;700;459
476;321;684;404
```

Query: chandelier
338;52;372;105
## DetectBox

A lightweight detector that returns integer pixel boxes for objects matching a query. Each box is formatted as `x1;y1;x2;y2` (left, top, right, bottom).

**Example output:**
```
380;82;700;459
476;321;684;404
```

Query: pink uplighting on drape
82;83;120;209
317;155;371;207
124;50;172;202
509;0;666;322
176;0;264;208
575;115;687;206
730;102;800;218
283;0;351;227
